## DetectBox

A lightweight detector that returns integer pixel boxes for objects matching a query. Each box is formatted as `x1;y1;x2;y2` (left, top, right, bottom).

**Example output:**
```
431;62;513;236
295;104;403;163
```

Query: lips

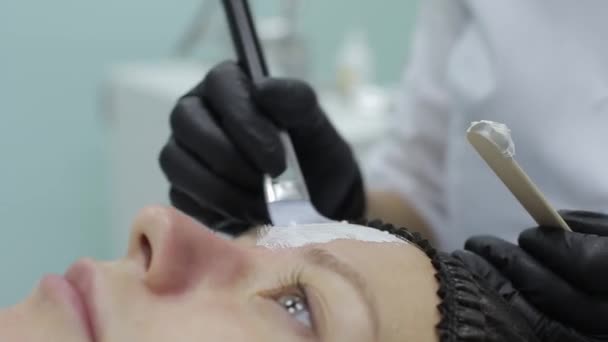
65;260;99;342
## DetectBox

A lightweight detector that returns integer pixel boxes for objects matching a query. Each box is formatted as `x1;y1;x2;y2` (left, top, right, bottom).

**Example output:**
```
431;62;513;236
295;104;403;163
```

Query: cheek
103;296;259;341
96;261;292;341
97;269;257;342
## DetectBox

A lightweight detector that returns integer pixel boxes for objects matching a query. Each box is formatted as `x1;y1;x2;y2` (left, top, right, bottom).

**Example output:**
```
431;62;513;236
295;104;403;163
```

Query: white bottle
336;29;374;99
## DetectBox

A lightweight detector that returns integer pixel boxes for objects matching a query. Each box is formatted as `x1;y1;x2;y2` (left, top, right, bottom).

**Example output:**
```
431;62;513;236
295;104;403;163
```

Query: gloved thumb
254;78;325;131
254;76;352;160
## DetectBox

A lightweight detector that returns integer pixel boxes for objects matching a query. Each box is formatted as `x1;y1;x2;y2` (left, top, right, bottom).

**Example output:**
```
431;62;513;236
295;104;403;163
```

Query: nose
127;206;250;294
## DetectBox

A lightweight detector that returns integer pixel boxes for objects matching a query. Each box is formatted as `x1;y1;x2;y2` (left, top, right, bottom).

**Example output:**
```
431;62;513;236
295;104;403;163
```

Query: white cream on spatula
256;223;408;249
467;120;571;231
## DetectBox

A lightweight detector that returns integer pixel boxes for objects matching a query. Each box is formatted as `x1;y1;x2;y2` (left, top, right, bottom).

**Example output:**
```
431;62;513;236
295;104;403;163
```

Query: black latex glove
461;210;608;342
159;61;365;235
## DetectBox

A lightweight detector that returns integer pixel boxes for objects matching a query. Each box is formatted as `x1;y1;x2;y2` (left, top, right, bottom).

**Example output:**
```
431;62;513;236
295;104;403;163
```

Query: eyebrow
302;248;380;337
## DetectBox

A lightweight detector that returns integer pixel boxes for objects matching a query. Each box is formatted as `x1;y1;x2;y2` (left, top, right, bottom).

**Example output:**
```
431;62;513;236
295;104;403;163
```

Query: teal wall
300;0;420;84
0;0;419;306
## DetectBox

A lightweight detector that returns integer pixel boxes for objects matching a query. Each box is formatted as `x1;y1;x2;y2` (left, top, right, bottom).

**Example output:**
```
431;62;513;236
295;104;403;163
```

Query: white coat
366;0;608;250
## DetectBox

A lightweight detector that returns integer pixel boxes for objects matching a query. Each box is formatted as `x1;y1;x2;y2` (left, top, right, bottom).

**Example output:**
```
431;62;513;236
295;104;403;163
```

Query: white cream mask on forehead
256;223;408;249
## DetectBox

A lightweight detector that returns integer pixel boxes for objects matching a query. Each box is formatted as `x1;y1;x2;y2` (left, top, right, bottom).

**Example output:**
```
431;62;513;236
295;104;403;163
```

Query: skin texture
0;206;440;342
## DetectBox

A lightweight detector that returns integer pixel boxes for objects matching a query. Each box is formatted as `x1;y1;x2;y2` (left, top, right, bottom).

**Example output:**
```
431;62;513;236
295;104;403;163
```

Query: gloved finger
519;227;608;295
466;236;608;335
170;95;261;190
559;210;608;236
202;61;285;177
159;138;267;222
169;188;253;236
254;78;345;156
452;250;547;332
169;187;215;225
254;78;324;130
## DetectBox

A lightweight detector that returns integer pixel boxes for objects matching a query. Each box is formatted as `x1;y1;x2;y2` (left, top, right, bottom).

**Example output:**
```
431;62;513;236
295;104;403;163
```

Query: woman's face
0;206;440;342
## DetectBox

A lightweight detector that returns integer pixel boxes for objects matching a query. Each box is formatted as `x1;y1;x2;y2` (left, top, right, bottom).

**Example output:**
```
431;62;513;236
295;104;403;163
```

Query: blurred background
0;0;420;305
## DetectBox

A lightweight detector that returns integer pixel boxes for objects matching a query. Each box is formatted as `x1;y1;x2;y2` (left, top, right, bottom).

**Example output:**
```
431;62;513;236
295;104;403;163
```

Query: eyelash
278;268;306;293
274;268;317;333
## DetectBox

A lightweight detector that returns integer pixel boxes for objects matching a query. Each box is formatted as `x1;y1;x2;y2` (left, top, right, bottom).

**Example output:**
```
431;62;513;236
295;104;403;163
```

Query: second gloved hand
160;61;365;235
463;211;608;342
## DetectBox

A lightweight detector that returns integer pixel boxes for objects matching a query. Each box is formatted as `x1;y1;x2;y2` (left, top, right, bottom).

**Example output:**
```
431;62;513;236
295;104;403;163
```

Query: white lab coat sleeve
364;0;470;230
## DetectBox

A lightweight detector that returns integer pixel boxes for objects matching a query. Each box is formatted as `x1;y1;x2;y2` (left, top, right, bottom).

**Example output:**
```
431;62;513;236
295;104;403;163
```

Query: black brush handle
221;0;313;207
221;0;270;83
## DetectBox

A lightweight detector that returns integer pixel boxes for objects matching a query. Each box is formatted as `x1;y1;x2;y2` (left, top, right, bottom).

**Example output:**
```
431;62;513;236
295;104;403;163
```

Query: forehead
241;223;440;341
267;234;440;342
254;223;407;249
322;239;440;341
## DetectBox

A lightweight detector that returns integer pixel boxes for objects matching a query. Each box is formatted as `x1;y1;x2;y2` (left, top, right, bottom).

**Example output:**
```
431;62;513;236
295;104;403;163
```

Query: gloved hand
458;210;608;342
159;61;365;235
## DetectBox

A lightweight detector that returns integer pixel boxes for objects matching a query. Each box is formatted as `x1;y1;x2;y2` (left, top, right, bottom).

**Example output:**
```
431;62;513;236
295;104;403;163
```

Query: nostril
140;234;152;270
